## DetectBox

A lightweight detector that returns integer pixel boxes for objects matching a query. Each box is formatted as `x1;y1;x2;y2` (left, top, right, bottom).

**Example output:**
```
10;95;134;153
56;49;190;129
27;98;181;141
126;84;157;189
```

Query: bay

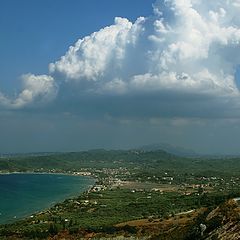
0;173;94;224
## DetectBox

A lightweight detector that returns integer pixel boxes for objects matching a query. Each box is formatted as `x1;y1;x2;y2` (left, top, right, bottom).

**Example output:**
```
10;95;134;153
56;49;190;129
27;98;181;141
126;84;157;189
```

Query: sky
1;0;240;154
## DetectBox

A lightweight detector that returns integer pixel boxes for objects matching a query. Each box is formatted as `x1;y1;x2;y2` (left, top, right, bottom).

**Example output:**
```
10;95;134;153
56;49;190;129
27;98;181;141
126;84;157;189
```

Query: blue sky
1;0;240;154
0;0;155;92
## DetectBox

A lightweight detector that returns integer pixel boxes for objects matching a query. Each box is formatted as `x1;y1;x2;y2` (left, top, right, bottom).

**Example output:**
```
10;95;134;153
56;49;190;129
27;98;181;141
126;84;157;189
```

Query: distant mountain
0;152;57;158
138;143;198;157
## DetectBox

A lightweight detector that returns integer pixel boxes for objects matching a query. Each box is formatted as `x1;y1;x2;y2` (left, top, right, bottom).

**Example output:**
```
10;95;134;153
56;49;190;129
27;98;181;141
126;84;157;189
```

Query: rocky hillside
203;199;240;239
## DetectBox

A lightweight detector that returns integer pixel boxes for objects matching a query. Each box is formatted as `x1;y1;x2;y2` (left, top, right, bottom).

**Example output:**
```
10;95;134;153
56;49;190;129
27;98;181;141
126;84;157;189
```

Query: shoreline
0;172;97;225
0;170;93;177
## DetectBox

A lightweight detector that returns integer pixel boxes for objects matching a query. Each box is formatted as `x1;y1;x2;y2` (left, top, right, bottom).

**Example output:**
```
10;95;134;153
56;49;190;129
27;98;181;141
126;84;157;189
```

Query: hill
138;143;198;157
1;149;240;177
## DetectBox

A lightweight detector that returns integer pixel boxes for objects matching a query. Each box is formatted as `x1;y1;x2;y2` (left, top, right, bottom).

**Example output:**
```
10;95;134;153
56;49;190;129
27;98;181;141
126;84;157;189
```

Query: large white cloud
49;17;145;81
2;0;240;118
48;0;240;103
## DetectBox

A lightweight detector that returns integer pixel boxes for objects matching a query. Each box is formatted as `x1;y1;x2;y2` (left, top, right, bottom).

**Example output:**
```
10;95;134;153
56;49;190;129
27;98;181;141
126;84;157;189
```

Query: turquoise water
0;173;94;224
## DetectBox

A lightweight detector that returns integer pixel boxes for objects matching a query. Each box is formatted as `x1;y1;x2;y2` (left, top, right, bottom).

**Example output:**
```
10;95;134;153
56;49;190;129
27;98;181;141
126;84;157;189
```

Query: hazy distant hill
138;143;198;157
1;149;240;177
0;152;56;158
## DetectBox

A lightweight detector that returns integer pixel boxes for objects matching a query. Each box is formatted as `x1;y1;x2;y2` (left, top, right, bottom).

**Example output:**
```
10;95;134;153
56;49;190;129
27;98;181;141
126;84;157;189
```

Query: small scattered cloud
0;74;57;109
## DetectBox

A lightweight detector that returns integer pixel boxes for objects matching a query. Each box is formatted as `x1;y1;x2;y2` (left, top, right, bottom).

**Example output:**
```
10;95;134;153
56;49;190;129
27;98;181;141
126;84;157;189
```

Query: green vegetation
1;188;239;239
1;149;240;239
1;149;240;177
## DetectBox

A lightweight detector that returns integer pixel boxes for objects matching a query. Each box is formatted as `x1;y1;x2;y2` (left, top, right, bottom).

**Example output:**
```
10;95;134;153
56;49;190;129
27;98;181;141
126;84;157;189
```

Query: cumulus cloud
2;0;240;119
48;0;240;99
49;17;145;81
0;74;57;109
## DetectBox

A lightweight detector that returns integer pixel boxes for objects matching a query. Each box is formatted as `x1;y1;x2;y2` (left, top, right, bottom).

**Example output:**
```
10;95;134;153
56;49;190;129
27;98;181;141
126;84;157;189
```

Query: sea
0;173;95;224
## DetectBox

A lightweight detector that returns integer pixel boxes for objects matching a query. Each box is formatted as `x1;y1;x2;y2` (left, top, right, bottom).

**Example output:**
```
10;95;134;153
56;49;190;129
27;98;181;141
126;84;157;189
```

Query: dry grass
119;181;179;192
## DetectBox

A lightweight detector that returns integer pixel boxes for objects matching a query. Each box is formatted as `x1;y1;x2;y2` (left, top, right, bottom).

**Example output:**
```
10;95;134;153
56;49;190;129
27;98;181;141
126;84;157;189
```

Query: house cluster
73;171;92;176
91;185;107;192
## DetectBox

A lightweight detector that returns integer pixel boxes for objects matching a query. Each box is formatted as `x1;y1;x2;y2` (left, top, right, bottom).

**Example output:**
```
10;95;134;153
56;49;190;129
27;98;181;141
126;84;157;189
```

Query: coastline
0;172;97;224
0;170;93;177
